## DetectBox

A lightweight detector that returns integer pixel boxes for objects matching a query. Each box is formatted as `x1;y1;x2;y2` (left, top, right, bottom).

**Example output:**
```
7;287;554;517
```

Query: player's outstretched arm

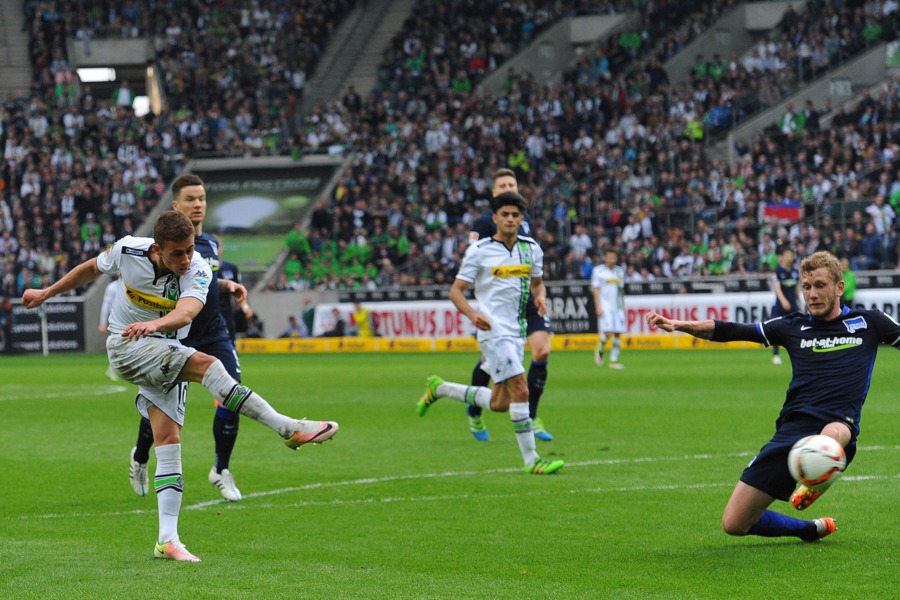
645;311;715;339
450;278;491;331
21;258;101;309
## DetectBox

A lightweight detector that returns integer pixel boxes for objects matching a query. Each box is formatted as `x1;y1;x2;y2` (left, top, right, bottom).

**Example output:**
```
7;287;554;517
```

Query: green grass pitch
1;349;897;599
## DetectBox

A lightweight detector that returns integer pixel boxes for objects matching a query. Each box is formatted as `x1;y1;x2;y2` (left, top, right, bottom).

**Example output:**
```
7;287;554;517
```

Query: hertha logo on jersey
842;316;867;333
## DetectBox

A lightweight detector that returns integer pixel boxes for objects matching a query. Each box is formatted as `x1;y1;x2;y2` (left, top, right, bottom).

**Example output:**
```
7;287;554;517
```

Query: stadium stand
2;0;900;302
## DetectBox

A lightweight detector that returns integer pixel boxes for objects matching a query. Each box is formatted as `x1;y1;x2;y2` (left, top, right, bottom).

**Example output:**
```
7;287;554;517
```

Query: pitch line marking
17;447;899;520
20;473;899;520
0;384;128;401
185;445;898;510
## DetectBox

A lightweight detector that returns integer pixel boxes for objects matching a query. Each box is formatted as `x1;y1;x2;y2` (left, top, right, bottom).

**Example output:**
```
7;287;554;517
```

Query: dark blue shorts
192;337;242;383
525;296;551;335
739;413;856;501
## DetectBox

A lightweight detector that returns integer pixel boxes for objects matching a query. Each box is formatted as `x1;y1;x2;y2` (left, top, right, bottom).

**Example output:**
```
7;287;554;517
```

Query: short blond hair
492;168;517;182
800;251;842;283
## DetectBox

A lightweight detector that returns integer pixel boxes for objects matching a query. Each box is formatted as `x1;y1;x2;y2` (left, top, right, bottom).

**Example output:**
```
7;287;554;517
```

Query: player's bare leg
724;481;835;541
147;405;200;562
180;354;338;448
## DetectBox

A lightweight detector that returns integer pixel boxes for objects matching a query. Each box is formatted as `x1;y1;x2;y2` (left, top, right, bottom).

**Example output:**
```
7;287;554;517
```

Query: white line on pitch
0;384;128;401
17;447;899;520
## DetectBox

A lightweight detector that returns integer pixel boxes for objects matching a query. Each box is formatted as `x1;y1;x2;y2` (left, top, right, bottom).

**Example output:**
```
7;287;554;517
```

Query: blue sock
527;360;547;420
213;406;239;472
468;360;490;418
133;414;154;464
748;510;817;540
216;405;237;420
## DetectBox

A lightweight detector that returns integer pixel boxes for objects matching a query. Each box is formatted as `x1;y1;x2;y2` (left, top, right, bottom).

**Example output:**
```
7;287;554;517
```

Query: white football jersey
96;236;211;339
591;263;625;310
456;235;543;341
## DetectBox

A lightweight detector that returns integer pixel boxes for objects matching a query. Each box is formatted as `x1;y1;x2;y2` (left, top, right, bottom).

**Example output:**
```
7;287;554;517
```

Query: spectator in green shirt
285;222;311;264
840;257;856;305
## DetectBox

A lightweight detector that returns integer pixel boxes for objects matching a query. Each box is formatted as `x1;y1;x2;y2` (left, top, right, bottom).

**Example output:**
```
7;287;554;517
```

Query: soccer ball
787;435;847;487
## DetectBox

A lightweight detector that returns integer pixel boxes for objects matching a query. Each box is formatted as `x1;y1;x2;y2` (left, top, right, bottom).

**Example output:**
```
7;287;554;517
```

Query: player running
591;248;627;369
417;192;564;475
464;168;554;442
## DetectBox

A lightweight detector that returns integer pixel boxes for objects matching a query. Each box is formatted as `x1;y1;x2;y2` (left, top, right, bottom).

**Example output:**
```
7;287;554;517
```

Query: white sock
510;402;538;467
437;381;492;410
154;444;182;544
611;337;621;362
202;359;293;436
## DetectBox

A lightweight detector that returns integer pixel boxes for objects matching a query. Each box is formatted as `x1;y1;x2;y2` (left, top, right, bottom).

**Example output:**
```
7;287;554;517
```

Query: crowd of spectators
2;0;359;298
3;0;900;302
679;0;894;136
279;0;900;290
1;0;636;298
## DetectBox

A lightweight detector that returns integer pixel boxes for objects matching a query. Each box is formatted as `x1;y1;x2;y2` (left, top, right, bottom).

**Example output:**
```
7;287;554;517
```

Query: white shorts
106;335;196;426
599;306;626;334
478;336;526;384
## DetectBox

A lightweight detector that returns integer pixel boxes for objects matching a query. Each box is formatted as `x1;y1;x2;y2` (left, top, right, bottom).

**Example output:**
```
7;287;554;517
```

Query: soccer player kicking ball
130;174;254;503
417;192;563;475
645;250;899;542
22;211;338;562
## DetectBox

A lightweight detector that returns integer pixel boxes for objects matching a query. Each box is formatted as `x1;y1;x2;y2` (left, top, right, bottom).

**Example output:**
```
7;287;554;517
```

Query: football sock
133;415;154;464
748;510;818;539
437;381;492;410
212;407;239;473
467;360;491;418
527;360;547;420
154;444;183;544
510;402;538;466
202;359;292;436
611;338;621;363
599;334;608;351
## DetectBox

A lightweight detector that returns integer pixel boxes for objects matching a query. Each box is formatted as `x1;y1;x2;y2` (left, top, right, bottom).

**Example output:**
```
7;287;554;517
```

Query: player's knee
489;396;509;412
721;514;750;537
531;346;549;363
722;507;753;536
820;422;851;447
192;352;218;374
528;333;550;362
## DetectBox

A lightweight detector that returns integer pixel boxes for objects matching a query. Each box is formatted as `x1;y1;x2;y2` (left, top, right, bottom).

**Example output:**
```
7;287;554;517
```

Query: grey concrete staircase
302;0;416;111
0;1;32;100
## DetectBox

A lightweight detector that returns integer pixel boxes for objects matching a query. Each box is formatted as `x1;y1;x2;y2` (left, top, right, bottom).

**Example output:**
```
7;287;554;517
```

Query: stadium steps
302;0;416;112
0;1;31;100
340;0;418;97
710;42;889;163
301;2;367;112
661;2;764;92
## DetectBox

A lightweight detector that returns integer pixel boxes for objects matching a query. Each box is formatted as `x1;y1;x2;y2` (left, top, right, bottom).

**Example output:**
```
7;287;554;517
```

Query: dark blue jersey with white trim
217;259;240;338
772;264;800;315
714;307;900;435
181;232;230;347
